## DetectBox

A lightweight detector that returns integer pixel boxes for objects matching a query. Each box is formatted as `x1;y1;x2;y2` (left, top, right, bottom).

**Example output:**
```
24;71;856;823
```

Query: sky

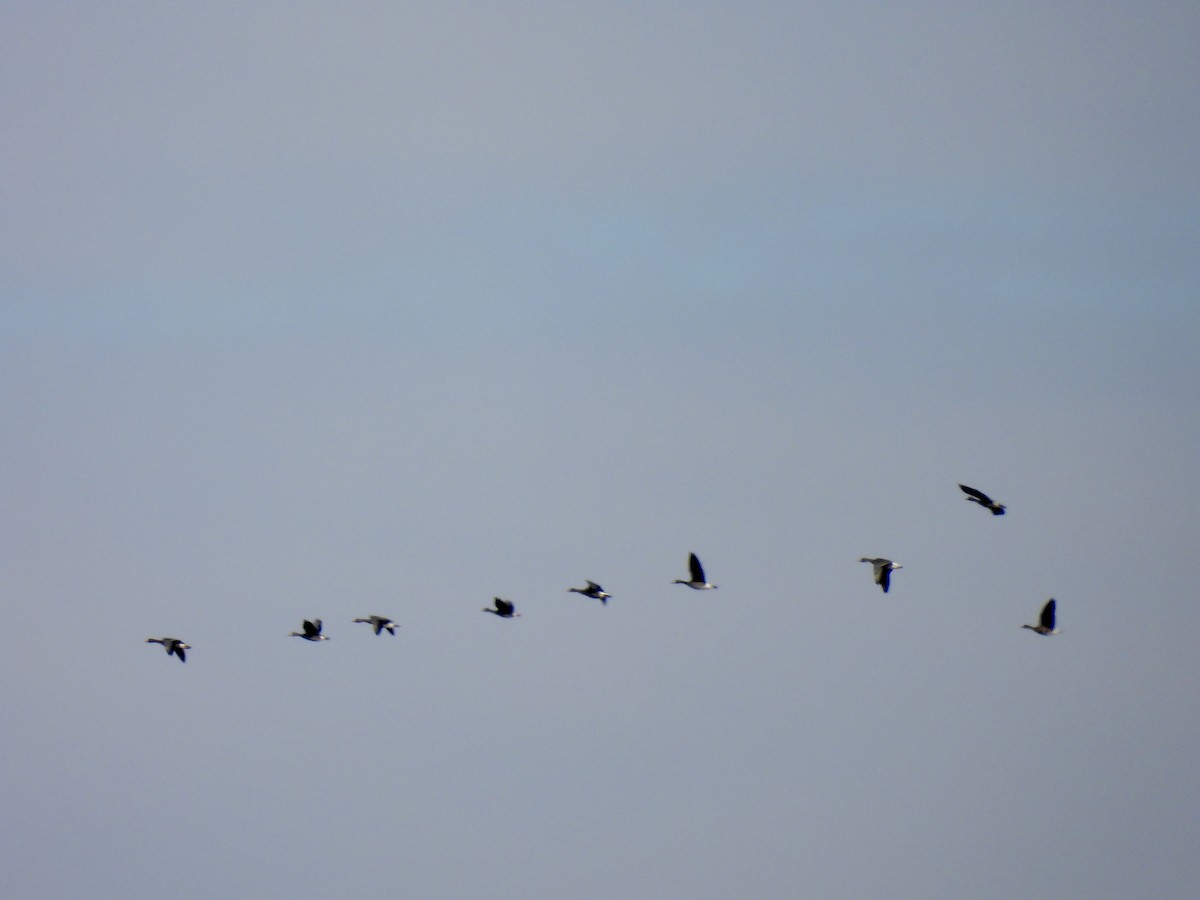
2;2;1199;898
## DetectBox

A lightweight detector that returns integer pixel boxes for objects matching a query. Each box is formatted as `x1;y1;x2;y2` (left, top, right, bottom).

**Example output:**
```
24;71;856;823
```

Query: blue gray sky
3;3;1199;898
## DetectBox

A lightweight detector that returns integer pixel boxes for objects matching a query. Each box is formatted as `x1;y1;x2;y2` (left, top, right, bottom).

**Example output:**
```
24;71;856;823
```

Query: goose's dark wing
494;598;513;615
586;581;602;592
688;553;706;583
372;617;384;635
302;619;319;637
1041;599;1056;630
879;568;891;593
176;645;186;663
959;484;992;504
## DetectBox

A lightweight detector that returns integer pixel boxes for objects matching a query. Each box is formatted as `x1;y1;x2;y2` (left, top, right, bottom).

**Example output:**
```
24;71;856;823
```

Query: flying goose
959;483;1006;515
145;637;190;662
1022;599;1059;635
859;557;902;593
674;553;717;590
568;581;611;604
484;598;520;618
290;619;330;641
353;615;398;635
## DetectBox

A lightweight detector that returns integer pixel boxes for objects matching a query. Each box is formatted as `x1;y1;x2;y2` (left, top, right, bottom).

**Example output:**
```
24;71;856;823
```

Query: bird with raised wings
290;619;330;641
484;598;520;618
1022;599;1059;635
674;553;717;590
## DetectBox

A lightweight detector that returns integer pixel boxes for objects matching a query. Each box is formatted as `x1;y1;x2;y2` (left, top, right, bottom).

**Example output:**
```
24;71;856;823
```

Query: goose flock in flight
145;482;1059;662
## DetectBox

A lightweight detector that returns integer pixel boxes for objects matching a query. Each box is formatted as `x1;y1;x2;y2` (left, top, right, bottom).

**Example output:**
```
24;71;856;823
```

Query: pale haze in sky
3;3;1199;898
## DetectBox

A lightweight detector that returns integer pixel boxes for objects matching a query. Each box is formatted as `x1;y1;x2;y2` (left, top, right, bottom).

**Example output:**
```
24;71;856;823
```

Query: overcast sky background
3;3;1199;898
